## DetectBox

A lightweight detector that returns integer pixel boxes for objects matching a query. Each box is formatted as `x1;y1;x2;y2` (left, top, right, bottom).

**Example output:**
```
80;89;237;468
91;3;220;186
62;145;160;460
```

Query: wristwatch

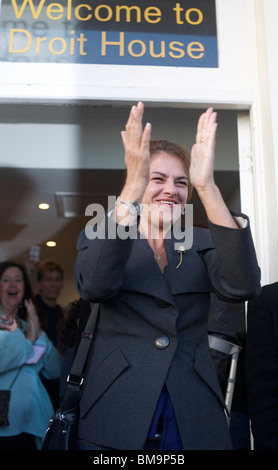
116;197;142;215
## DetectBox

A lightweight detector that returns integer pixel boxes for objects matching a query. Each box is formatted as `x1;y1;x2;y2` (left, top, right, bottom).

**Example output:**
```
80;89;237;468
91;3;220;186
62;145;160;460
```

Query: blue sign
0;0;218;67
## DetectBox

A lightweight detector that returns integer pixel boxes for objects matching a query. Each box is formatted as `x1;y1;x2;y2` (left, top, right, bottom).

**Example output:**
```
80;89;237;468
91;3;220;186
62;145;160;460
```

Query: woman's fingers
195;108;217;151
141;121;152;151
190;108;218;190
196;108;215;138
123;102;151;168
125;102;144;144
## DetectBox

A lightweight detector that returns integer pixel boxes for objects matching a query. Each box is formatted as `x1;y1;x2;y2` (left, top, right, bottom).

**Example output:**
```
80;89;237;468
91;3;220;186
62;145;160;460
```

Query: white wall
264;0;278;191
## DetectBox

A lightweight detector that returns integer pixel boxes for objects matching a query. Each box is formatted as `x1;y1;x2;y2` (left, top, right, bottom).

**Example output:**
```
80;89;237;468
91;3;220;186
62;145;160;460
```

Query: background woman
0;261;61;450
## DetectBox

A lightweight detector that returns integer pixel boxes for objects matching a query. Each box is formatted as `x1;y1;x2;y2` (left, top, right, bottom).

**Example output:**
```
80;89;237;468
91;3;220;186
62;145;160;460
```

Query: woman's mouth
156;199;176;206
7;291;18;297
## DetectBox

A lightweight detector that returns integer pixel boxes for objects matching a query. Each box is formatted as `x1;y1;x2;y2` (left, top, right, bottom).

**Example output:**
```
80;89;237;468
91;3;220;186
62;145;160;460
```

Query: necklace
154;250;166;262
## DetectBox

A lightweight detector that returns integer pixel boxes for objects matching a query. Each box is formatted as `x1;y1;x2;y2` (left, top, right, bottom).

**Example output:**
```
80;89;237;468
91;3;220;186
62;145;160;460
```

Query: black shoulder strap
60;302;100;412
69;302;100;380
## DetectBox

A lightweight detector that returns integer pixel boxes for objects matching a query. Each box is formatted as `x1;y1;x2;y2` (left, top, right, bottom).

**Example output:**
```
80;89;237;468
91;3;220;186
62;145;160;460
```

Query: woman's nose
163;179;176;195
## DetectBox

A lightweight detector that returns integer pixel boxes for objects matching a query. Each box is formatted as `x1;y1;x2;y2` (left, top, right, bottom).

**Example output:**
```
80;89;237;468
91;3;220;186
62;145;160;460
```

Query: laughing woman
74;103;261;450
0;261;61;450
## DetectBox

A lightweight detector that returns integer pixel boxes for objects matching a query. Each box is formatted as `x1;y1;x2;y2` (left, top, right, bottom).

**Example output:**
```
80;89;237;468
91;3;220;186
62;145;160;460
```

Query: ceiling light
38;203;50;210
46;241;56;247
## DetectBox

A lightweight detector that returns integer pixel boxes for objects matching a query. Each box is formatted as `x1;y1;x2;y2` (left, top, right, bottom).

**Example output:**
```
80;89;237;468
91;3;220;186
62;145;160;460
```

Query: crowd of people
0;103;277;450
0;257;85;449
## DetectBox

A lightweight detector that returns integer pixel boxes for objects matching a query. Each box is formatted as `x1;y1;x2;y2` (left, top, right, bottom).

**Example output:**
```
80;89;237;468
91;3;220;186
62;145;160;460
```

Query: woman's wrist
194;180;218;197
120;178;147;203
197;184;238;228
111;182;145;225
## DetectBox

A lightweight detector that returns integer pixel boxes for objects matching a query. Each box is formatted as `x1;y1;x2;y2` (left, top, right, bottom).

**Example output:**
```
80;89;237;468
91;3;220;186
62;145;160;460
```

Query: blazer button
154;298;170;308
154;335;170;350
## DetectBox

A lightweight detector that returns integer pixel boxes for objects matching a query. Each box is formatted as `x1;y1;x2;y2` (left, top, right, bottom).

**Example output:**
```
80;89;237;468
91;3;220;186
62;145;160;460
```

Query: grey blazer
74;213;261;450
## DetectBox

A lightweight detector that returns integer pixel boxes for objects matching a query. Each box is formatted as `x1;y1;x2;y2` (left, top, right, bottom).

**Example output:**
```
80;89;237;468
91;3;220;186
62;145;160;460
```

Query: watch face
130;202;141;214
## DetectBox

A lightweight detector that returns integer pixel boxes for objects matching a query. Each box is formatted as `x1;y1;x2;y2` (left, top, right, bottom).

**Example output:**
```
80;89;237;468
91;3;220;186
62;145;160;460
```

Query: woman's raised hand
120;102;152;202
25;299;41;343
189;107;218;192
189;108;237;228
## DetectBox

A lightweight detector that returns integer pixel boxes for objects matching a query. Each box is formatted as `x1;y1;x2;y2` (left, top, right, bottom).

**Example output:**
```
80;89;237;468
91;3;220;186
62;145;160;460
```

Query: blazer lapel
164;228;214;295
121;227;214;302
121;236;176;307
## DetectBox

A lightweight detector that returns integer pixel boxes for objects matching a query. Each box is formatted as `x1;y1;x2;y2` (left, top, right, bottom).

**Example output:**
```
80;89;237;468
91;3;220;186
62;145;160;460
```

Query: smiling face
0;266;25;313
141;152;189;232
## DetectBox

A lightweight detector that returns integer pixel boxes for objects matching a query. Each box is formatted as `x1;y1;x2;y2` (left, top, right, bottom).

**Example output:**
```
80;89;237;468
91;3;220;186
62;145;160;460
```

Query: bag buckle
66;374;84;387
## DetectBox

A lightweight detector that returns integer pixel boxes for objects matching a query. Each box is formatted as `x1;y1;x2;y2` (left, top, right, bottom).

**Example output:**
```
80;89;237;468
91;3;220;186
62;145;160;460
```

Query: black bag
42;403;79;450
0;365;23;426
42;302;100;450
0;390;11;426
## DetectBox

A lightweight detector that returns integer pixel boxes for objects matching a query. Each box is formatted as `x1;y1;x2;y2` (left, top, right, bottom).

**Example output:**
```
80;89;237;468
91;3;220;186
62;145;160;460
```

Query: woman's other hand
190;108;237;228
189;107;218;192
0;313;17;331
25;299;42;343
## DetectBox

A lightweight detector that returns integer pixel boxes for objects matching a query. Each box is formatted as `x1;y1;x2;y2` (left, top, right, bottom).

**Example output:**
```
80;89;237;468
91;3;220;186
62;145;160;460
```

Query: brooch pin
176;245;186;269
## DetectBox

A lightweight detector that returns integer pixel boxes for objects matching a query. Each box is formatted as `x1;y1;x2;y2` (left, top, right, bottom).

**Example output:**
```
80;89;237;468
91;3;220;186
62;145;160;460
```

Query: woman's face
141;152;189;230
0;267;25;312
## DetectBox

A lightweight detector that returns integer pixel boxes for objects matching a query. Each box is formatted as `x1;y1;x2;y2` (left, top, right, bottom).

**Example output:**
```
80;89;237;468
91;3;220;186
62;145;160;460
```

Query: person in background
32;259;64;411
246;282;278;449
0;261;61;450
34;259;64;346
73;102;261;450
23;256;65;346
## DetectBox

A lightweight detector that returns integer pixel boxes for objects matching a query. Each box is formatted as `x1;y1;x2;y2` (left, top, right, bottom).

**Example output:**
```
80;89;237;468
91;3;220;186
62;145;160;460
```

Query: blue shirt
0;322;62;448
148;386;183;450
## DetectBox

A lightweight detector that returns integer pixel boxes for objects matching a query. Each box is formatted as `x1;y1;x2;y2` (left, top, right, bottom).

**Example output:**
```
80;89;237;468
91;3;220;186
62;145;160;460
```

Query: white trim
237;111;270;287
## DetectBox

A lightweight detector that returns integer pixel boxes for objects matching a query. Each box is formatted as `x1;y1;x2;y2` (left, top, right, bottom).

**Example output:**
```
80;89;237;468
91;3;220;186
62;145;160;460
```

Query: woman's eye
152;177;164;182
